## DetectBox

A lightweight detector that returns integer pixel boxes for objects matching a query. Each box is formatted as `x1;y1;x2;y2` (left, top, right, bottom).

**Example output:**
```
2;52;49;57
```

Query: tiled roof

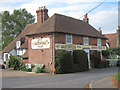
19;41;28;49
2;23;39;53
2;13;107;53
27;13;107;39
104;33;117;47
19;38;28;49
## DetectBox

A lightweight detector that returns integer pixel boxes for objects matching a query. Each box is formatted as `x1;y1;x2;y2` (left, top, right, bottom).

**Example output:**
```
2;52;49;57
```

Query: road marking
95;78;107;83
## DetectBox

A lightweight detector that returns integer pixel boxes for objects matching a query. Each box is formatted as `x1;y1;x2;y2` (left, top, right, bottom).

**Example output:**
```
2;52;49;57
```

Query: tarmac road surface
2;67;118;88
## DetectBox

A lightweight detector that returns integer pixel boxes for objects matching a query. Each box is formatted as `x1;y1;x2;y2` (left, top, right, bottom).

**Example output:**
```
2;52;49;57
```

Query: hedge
73;50;89;72
91;51;109;68
55;50;73;74
55;50;89;74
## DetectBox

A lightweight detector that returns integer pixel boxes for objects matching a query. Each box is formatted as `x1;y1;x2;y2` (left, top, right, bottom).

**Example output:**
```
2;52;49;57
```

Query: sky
0;0;119;34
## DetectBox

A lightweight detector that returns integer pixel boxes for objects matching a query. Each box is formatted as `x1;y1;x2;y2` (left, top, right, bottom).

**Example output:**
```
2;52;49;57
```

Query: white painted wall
17;49;26;56
10;49;17;56
16;41;21;49
23;49;26;54
3;53;10;68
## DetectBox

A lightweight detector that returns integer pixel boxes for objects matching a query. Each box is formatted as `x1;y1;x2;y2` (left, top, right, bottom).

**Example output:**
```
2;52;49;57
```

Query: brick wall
89;37;97;46
101;39;106;46
73;35;83;45
28;33;55;71
54;33;106;46
28;33;106;71
54;33;65;44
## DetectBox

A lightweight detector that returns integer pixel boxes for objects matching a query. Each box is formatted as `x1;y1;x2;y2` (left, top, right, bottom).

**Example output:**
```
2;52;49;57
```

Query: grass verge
114;72;120;82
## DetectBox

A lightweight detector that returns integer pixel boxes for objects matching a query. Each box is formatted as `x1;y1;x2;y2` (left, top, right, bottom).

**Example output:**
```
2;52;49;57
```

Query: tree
1;8;35;50
0;13;2;51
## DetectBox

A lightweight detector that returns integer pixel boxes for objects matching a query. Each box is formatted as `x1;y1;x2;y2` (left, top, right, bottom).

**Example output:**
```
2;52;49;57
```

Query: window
97;38;101;46
83;37;89;45
66;34;72;44
16;41;21;49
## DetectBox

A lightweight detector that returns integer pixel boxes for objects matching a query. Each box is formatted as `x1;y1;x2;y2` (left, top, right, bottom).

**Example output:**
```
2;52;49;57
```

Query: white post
100;50;102;60
89;80;94;89
84;49;90;69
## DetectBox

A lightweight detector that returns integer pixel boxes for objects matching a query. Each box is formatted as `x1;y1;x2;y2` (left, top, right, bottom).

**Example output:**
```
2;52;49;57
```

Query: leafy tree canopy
1;8;35;50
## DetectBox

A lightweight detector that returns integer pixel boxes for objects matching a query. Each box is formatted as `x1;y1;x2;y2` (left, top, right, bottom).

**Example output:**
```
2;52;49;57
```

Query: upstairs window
83;37;89;45
97;38;101;46
66;34;72;44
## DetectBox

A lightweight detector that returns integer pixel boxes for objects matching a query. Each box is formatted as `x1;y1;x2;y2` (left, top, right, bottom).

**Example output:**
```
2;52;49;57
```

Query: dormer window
20;37;25;45
16;41;21;49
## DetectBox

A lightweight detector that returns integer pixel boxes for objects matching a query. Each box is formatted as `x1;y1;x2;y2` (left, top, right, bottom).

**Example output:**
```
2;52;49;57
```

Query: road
2;67;118;88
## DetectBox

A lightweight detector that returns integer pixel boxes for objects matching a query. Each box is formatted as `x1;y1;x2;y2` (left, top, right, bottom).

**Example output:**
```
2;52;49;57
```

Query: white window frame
83;37;89;45
66;34;72;44
97;38;101;46
16;41;21;49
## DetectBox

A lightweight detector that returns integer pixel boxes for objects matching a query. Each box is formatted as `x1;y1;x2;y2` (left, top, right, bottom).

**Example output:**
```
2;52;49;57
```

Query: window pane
84;37;89;45
97;38;101;46
66;34;72;44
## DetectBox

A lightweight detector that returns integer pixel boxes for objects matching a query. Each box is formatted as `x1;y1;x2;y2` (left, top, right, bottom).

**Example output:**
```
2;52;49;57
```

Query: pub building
2;6;107;71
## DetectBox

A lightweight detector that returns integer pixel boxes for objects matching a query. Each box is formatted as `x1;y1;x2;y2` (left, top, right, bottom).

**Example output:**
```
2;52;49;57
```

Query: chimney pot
43;6;46;8
98;27;102;34
83;13;89;23
85;14;87;19
36;6;49;24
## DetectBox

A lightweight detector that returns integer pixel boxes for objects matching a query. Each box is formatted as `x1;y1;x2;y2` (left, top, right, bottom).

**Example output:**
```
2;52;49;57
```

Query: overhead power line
79;2;104;19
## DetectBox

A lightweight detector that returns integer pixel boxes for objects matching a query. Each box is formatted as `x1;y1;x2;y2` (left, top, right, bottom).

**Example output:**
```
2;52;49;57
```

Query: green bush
73;50;89;72
26;68;32;72
55;50;73;74
20;64;26;71
20;64;33;72
35;67;45;73
102;50;110;58
103;48;120;59
8;55;21;70
108;47;120;56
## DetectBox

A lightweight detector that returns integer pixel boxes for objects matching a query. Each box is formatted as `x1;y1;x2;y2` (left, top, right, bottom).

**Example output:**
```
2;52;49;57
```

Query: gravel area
1;69;50;77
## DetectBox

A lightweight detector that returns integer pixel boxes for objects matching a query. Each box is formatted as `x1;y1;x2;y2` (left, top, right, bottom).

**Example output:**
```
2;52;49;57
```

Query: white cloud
0;0;33;3
20;1;118;34
0;0;118;34
64;0;119;4
89;10;118;34
48;4;96;16
20;1;98;22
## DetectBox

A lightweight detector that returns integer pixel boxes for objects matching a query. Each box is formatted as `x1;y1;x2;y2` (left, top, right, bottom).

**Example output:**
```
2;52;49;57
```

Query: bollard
52;69;56;75
89;80;94;90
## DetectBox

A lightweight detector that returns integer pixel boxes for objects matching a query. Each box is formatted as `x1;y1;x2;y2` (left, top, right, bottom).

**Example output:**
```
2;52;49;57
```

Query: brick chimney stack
117;26;120;48
98;27;102;34
83;14;89;23
36;6;49;24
